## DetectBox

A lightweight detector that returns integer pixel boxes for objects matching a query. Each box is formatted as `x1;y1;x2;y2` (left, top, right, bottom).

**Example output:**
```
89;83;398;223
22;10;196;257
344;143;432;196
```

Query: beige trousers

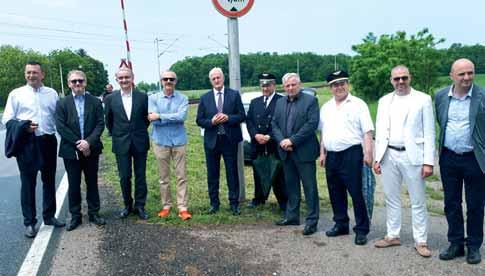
153;144;188;211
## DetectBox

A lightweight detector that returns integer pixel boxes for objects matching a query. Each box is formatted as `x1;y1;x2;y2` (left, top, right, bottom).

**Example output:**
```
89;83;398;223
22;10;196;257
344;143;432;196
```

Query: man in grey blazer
272;73;320;236
435;58;485;265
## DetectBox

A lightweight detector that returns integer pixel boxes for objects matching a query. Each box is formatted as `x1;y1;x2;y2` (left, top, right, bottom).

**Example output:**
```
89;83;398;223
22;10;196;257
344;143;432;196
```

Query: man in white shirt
319;70;374;245
373;65;435;258
2;61;65;238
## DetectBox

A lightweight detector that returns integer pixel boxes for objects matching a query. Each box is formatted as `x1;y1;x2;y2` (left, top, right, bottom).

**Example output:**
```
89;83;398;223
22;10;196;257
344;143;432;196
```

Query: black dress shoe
230;205;241;216
467;247;482;264
274;218;300;226
66;218;82;231
88;214;106;226
134;207;148;220
325;225;349;237
208;206;219;214
439;244;465;260
119;206;133;219
302;225;317;236
355;234;368;245
25;225;36;238
44;217;66;227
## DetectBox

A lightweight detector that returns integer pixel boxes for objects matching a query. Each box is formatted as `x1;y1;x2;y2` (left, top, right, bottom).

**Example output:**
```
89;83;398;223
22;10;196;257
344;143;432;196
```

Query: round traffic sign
212;0;254;18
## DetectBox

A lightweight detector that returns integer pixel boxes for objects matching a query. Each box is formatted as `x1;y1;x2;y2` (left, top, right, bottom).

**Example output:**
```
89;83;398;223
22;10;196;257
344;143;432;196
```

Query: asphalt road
0;129;67;276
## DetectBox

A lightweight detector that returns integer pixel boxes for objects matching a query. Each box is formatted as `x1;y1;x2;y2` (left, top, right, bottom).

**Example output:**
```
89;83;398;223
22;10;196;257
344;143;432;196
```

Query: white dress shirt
121;89;133;121
319;93;374;152
264;92;276;107
2;84;58;136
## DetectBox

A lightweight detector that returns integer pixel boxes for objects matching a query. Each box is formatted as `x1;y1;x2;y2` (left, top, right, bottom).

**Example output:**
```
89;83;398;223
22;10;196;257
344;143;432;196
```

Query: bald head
450;58;475;94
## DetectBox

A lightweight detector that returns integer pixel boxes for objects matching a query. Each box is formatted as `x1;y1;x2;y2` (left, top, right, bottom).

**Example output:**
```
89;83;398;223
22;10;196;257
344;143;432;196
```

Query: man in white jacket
373;65;435;258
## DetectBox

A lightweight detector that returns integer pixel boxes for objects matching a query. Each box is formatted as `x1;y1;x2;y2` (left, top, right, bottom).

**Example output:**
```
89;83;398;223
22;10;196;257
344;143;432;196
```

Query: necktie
217;92;225;134
264;96;268;108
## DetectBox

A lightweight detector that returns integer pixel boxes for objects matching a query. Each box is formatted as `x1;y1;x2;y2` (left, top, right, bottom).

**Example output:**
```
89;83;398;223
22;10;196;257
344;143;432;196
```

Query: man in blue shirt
148;71;191;220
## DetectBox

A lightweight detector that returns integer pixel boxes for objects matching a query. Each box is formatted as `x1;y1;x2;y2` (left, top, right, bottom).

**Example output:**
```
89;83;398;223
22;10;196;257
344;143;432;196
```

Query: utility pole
297;58;300;75
154;38;179;92
59;63;65;97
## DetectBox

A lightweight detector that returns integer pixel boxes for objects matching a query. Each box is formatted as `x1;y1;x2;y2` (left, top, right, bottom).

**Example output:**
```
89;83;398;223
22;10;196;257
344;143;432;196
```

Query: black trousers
115;147;148;208
204;135;240;208
325;144;370;235
18;134;57;226
440;148;485;249
252;156;287;209
63;154;100;219
283;153;319;227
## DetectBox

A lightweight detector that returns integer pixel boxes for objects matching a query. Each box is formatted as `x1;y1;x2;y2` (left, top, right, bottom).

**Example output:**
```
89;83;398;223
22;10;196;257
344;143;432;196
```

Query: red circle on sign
212;0;254;18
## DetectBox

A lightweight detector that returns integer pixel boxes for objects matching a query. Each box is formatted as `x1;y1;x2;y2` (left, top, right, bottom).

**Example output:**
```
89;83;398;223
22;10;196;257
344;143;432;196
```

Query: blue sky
2;0;485;86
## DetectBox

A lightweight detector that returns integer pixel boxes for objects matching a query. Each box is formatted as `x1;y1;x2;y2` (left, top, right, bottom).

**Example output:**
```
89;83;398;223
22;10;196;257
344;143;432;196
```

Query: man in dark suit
196;67;246;215
435;58;485;264
246;72;287;210
104;67;150;220
272;72;320;236
55;70;106;231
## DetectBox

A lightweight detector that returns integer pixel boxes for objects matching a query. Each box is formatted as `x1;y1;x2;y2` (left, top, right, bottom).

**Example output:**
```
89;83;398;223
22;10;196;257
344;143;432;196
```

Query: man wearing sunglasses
148;71;192;220
55;70;106;231
3;61;65;237
435;58;485;264
373;65;435;258
104;67;150;220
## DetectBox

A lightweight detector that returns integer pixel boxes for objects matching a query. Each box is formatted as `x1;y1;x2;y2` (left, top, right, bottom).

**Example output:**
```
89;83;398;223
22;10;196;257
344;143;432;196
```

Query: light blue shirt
148;90;188;146
444;85;473;153
73;92;86;139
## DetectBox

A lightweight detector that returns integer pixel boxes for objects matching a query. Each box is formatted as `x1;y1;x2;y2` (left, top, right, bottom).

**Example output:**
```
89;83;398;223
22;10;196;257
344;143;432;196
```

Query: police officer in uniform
246;73;287;210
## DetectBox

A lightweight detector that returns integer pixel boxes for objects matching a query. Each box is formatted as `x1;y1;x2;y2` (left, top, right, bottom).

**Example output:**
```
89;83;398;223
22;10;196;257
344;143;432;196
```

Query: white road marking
17;173;69;276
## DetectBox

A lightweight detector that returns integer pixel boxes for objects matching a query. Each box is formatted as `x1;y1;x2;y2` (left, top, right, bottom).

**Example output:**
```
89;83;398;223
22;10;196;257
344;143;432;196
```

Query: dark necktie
264;96;268;108
217;92;225;134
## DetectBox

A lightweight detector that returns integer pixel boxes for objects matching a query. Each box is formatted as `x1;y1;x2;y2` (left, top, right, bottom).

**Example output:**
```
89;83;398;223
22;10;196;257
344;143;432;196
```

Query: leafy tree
350;28;445;100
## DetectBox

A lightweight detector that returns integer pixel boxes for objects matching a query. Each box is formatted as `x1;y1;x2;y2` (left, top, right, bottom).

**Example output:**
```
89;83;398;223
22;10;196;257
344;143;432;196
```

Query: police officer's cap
258;72;276;86
326;70;349;85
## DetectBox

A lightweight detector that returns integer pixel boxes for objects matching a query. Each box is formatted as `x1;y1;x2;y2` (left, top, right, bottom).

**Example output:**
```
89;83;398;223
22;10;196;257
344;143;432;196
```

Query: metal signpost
212;0;254;201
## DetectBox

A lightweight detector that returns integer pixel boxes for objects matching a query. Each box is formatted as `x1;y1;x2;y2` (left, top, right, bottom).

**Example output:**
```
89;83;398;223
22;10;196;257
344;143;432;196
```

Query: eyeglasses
70;79;85;84
162;77;176;82
392;76;409;82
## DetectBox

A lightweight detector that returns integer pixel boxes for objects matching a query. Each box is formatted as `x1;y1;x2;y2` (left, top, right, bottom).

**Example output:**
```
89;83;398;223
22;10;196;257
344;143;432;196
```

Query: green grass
101;104;331;226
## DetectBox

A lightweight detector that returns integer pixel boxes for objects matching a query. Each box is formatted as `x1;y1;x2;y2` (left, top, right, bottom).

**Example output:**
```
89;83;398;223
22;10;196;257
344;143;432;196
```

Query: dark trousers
283;153;319;227
252;158;287;210
204;135;240;208
63;154;100;219
115;147;148;208
440;148;485;249
18;134;57;226
325;144;370;235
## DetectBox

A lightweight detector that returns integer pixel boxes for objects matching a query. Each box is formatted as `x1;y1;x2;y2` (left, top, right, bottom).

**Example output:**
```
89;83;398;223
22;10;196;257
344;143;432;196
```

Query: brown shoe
178;210;192;221
374;236;401;248
415;243;432;258
157;208;170;218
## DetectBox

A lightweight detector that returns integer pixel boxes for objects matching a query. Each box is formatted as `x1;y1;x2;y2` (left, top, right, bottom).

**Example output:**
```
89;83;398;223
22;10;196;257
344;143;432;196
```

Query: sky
2;0;485;87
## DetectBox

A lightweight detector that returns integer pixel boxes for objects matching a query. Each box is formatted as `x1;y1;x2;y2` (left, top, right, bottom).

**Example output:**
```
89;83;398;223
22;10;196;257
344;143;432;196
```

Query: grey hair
282;72;300;84
390;65;410;76
67;70;87;81
208;67;224;79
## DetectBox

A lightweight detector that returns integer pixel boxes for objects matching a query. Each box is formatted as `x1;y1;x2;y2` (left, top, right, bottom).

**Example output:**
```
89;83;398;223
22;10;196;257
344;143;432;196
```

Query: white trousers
380;149;428;244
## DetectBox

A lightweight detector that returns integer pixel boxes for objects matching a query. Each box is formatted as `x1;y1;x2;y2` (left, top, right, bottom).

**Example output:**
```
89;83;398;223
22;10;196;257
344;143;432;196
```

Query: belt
388;145;406;151
444;147;474;156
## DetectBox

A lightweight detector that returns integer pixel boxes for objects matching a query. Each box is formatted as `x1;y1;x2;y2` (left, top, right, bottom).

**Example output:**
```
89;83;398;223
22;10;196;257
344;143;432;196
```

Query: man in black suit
104;67;150;220
435;58;485;264
272;73;320;236
55;70;106;231
246;73;287;210
196;67;246;215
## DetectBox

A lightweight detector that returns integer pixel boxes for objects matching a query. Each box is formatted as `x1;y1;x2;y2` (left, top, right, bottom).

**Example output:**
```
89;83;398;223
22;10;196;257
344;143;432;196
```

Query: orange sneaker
178;210;192;220
157;208;170;218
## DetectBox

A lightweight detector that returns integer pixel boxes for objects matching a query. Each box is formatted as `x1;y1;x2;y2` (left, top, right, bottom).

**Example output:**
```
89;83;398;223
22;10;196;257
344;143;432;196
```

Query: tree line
0;46;108;106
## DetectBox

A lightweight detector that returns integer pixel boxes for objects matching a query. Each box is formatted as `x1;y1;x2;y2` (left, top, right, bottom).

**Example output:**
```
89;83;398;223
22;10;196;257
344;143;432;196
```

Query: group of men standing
3;58;484;264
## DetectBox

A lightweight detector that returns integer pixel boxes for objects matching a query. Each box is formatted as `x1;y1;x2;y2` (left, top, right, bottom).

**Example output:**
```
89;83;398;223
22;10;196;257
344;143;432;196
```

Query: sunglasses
70;79;85;84
393;76;409;82
162;77;176;82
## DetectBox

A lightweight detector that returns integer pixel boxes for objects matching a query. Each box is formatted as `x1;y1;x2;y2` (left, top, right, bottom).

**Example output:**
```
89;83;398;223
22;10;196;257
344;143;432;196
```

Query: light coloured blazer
374;88;435;166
